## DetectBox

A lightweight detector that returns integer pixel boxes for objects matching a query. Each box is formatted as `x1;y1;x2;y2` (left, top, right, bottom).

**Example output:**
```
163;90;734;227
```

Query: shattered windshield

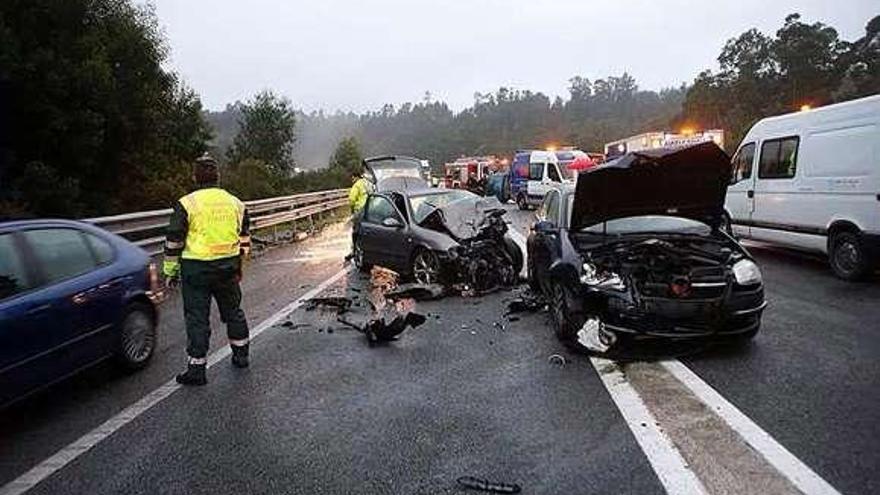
409;190;476;224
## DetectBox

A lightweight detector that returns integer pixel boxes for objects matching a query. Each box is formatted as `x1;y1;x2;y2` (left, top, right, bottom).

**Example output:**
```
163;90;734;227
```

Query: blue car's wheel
115;303;156;370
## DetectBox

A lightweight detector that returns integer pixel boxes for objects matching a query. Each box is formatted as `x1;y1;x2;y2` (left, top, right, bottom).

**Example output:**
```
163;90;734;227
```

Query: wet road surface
1;207;878;495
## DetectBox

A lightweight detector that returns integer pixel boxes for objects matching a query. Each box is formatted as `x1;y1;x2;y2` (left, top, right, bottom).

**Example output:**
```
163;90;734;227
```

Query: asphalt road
1;206;878;495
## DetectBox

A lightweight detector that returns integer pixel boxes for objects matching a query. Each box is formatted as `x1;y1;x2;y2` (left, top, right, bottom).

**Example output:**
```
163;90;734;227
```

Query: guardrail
85;189;349;256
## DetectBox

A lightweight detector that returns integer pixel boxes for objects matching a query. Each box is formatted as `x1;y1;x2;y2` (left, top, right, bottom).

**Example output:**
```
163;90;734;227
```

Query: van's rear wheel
829;231;872;281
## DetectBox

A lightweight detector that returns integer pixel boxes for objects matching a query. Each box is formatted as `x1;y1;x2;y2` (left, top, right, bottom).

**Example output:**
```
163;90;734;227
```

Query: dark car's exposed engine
582;237;739;299
421;206;520;293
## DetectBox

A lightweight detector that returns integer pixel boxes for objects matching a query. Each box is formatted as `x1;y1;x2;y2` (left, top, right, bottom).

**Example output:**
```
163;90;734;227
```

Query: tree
223;158;282;200
226;90;297;175
328;137;363;176
0;0;211;217
773;14;846;107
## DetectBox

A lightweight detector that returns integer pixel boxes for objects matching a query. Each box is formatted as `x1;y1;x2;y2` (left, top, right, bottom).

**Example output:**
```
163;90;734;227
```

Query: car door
529;191;560;293
0;232;46;405
726;142;757;237
18;228;112;382
359;195;410;271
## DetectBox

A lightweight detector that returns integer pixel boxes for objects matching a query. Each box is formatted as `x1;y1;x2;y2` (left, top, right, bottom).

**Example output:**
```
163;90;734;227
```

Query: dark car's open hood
570;142;731;231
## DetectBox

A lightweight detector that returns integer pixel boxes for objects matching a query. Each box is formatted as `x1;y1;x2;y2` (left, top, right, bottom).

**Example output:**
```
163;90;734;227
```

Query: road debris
384;282;445;301
547;354;567;367
576;317;617;353
456;476;521;494
304;296;352;314
505;291;545;315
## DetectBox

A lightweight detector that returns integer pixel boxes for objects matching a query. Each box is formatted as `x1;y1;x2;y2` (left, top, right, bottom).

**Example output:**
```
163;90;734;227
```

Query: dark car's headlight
732;259;762;285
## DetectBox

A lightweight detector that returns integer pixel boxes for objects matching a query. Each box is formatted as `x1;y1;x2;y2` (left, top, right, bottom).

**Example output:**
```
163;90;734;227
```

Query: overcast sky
149;0;877;113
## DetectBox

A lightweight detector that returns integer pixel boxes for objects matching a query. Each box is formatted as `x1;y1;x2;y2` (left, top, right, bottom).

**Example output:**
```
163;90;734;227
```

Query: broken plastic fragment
456;476;521;494
576;317;617;353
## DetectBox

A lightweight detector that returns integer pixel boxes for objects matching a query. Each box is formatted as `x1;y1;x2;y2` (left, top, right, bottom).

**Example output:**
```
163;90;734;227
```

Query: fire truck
442;156;504;191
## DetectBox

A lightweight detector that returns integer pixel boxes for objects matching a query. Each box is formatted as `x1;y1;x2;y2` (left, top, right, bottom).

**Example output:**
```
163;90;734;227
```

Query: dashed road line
0;267;350;495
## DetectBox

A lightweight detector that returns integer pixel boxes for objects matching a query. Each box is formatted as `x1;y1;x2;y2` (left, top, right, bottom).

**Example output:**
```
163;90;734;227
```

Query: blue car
0;219;160;407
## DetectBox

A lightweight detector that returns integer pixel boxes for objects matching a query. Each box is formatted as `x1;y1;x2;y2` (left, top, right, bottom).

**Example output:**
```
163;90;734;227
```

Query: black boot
176;363;207;386
231;344;249;368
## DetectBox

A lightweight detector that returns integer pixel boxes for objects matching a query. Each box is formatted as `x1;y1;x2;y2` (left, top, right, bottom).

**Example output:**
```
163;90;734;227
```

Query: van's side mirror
533;220;556;234
382;217;404;228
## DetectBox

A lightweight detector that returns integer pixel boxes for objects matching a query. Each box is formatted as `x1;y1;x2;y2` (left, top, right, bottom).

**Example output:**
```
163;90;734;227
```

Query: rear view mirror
382;217;403;228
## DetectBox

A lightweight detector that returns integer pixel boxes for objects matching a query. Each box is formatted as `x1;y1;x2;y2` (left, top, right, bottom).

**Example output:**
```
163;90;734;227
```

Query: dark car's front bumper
588;285;766;339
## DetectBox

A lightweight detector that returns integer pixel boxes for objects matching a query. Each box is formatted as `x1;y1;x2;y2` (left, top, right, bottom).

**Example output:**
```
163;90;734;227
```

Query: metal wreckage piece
333;267;428;344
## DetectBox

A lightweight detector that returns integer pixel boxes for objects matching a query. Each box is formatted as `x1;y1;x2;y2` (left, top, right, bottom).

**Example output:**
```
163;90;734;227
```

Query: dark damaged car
527;142;766;351
353;156;523;292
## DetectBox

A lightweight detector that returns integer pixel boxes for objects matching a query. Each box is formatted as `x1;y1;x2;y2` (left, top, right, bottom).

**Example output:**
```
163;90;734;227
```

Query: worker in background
163;153;252;386
349;168;371;215
348;168;373;249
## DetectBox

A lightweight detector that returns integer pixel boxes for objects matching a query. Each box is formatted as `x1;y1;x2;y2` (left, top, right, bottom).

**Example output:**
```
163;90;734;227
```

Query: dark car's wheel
516;193;528;211
549;281;581;342
412;248;441;285
353;237;371;273
829;230;872;281
115;303;156;370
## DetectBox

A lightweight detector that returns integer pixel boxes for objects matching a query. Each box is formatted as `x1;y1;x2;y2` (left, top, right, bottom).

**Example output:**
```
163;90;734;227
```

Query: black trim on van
732;219;827;237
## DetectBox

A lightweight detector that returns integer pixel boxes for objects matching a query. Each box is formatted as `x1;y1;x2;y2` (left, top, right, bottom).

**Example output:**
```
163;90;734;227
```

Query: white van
511;150;566;210
725;94;880;280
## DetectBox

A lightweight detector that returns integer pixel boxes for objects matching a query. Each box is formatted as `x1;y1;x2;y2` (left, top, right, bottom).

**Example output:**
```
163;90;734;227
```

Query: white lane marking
0;268;350;495
505;227;529;279
662;360;843;495
590;357;709;495
265;254;348;265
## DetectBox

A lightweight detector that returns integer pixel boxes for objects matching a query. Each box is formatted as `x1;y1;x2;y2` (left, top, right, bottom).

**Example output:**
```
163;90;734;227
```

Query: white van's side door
751;135;808;246
726;142;757;237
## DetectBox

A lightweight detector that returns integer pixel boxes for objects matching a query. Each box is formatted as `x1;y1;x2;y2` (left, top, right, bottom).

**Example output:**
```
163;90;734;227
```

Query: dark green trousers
181;257;249;359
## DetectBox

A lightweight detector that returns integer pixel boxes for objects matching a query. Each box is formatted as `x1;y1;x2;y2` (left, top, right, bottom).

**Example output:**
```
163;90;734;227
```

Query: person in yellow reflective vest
348;169;373;258
348;169;371;215
163;153;251;386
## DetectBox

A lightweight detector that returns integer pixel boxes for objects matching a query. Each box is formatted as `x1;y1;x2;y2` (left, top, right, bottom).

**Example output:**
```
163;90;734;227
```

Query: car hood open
364;156;428;191
570;142;731;231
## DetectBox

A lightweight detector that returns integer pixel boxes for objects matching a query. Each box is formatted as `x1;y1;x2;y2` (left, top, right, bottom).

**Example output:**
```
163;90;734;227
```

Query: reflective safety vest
349;177;371;213
179;188;246;261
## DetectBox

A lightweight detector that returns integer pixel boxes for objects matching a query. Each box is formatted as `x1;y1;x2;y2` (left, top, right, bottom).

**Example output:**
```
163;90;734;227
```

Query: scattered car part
304;297;352;315
456;476;522;494
547;354;567;367
384;283;446;301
